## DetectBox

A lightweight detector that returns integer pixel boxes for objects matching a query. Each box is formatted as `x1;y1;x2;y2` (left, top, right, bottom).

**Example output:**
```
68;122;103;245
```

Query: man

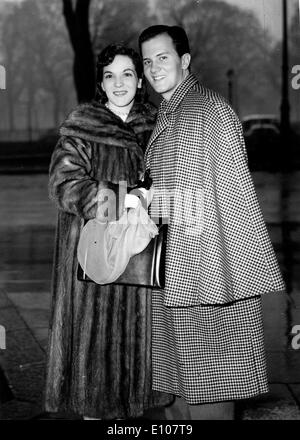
139;25;285;420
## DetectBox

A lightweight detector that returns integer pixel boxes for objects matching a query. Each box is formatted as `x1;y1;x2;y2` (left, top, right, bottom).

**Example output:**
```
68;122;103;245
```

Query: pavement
0;173;300;420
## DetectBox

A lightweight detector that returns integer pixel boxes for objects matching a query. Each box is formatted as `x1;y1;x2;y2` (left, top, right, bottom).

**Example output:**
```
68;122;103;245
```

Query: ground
0;173;300;420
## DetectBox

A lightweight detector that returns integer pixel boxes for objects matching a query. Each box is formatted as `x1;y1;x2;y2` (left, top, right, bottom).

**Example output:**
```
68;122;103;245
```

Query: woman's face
101;55;142;109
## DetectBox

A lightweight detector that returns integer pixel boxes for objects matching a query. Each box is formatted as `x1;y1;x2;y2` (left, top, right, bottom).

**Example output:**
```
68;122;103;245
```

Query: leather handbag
77;222;167;289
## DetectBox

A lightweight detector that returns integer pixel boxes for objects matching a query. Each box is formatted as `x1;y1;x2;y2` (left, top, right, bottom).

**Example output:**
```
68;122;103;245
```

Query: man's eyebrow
156;51;170;56
143;51;170;60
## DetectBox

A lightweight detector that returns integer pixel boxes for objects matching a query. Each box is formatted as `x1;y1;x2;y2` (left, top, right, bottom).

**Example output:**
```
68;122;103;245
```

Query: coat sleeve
48;136;99;219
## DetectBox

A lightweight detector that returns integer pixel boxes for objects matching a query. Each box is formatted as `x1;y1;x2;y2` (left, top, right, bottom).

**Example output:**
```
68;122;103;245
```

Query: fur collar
60;101;156;147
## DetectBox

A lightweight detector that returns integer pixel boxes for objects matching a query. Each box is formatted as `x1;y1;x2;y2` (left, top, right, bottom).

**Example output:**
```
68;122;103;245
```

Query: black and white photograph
0;0;299;425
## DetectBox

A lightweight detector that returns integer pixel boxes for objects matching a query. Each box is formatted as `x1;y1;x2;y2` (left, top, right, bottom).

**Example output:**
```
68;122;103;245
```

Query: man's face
141;33;190;101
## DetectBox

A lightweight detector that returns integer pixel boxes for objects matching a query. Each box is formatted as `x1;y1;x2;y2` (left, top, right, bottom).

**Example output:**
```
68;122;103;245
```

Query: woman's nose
114;76;124;87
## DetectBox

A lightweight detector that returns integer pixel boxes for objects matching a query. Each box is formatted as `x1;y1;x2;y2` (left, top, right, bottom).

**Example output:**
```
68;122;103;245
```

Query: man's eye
159;56;167;61
143;60;150;66
124;72;133;77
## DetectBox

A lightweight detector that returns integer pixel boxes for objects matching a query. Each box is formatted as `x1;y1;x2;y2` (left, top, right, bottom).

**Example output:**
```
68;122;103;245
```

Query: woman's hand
127;186;154;210
124;193;141;209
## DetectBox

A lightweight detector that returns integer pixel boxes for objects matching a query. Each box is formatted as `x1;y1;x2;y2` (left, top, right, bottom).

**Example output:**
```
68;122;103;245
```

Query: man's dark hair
138;25;190;58
95;43;146;104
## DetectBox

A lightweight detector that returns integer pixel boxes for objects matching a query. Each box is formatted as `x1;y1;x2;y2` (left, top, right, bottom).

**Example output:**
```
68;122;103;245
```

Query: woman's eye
104;74;112;79
124;72;133;77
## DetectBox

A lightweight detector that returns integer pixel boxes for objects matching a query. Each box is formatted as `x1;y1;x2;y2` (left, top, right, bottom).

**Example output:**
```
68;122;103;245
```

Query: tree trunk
27;96;33;142
7;92;15;131
0;365;14;404
5;68;15;131
53;95;62;128
62;0;95;103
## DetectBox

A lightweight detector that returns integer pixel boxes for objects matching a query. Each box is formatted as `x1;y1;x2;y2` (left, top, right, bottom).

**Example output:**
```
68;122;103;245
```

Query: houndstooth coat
146;73;285;307
145;73;284;403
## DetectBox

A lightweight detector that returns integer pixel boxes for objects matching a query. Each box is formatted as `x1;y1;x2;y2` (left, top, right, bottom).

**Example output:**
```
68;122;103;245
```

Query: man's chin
151;84;167;94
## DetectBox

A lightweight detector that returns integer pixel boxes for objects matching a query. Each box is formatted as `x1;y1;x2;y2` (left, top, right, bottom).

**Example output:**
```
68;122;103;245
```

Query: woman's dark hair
95;43;146;104
138;25;190;58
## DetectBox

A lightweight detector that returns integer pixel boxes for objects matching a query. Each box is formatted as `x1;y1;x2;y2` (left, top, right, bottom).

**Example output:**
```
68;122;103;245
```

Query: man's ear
137;78;142;89
181;53;191;71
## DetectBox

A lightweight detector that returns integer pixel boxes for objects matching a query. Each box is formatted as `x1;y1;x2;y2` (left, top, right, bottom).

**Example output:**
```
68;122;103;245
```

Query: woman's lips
113;91;127;96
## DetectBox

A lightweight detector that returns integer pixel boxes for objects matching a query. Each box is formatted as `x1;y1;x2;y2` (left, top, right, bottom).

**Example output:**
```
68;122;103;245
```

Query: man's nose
150;61;160;74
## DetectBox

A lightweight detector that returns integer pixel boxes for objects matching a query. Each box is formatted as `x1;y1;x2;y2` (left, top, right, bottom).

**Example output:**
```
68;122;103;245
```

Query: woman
44;44;172;419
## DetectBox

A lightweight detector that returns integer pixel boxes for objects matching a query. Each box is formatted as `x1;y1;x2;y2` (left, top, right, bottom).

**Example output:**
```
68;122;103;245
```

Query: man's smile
152;75;166;82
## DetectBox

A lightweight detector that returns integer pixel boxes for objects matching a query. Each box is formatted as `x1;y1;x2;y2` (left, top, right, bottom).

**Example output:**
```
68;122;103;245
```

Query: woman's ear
181;53;191;71
101;81;105;92
137;78;142;89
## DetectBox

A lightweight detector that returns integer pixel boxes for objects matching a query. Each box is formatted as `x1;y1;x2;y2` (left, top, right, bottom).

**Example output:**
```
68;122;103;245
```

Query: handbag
77;167;167;288
77;222;167;288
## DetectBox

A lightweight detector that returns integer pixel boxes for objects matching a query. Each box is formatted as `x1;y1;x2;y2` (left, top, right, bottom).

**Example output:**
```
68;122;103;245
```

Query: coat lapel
144;111;169;159
145;75;198;159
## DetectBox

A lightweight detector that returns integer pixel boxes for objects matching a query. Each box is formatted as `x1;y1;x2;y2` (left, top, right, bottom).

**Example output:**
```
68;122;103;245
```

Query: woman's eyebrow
103;68;135;74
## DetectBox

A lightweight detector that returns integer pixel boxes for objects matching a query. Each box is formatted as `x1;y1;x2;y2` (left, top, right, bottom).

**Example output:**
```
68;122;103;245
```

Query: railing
0;129;55;142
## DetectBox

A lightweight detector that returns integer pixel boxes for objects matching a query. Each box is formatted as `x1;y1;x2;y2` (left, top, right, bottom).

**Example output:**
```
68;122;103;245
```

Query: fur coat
44;101;172;419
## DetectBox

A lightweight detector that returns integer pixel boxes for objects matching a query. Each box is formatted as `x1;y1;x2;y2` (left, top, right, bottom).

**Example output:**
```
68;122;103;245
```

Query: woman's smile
113;90;128;96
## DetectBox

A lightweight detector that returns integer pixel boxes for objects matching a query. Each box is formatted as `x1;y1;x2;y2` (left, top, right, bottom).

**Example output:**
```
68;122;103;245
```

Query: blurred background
0;0;299;158
0;0;300;420
0;0;299;170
